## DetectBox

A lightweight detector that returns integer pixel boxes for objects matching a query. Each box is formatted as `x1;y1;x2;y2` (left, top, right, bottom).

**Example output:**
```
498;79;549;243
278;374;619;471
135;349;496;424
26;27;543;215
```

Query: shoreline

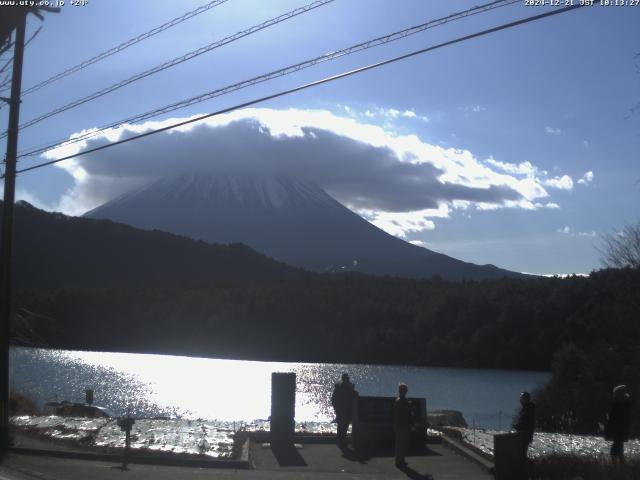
10;344;553;374
10;426;251;469
15;412;640;462
441;426;640;460
11;414;640;480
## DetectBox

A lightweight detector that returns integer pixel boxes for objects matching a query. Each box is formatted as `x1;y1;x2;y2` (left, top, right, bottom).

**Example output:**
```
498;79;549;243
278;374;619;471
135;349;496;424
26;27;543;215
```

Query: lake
10;347;550;430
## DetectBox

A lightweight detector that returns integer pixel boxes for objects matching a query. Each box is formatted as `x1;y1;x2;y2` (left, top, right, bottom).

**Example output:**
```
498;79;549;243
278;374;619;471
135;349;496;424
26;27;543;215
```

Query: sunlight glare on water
11;347;549;428
65;350;310;421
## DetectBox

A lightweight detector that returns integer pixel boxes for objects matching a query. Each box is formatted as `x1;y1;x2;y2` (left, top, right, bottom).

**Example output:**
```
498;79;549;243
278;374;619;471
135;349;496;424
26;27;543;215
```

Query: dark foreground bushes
531;454;640;480
534;342;640;436
9;392;38;416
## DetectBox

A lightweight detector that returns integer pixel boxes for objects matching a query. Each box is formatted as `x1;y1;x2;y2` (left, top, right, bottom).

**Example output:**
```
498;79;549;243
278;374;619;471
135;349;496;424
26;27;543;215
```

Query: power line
0;39;16;91
0;54;13;77
17;0;519;159
0;73;10;92
0;26;40;74
0;41;12;62
23;25;42;49
12;4;585;177
0;0;231;97
1;0;335;139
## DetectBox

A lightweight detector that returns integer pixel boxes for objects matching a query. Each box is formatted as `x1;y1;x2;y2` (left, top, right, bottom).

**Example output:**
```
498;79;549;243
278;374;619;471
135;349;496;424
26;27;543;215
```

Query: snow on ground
452;427;640;459
12;416;236;458
11;416;339;458
17;416;635;462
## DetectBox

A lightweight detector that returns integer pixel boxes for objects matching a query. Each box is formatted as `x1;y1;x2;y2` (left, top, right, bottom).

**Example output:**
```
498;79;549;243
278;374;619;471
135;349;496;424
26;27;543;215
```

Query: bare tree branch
600;221;640;269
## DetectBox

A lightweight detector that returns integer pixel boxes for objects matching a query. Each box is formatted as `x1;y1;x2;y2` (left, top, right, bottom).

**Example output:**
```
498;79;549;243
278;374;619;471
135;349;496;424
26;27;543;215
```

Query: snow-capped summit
114;174;338;211
85;173;521;280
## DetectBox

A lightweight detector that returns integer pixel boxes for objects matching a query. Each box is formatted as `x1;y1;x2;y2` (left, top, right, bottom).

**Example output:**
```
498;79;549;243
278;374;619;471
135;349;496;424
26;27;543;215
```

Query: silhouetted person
393;383;411;468
513;391;535;462
605;384;631;464
332;373;356;449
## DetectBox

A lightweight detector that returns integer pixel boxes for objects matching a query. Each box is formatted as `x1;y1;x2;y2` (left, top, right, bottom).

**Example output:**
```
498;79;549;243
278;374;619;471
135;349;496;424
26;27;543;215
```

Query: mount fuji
84;174;522;280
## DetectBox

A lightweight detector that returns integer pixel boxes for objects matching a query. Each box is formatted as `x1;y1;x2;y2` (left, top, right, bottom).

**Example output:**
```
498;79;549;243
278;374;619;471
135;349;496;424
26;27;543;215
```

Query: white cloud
583;140;589;148
409;240;428;247
577;171;594;185
533;202;560;209
47;107;572;237
545;126;563;135
0;183;55;211
362;107;429;123
368;212;436;238
556;225;596;238
543;175;574;190
458;105;485;115
357;204;450;238
487;159;574;191
537;272;589;278
486;159;535;176
16;191;52;211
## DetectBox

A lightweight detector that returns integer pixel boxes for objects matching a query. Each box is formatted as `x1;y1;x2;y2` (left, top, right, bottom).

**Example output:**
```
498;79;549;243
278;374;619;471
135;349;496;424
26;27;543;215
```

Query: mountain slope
85;174;523;281
4;200;300;290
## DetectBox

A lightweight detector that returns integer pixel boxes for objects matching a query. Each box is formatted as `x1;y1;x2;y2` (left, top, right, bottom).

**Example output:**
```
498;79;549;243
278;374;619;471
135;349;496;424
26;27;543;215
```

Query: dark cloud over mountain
49;108;565;234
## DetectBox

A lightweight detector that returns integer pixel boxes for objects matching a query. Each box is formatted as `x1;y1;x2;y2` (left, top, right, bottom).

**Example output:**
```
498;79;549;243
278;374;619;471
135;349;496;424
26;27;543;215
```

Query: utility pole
0;10;27;456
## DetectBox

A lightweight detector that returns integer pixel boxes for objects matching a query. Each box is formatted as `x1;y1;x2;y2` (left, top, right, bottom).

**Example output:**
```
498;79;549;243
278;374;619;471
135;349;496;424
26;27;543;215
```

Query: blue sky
1;0;638;275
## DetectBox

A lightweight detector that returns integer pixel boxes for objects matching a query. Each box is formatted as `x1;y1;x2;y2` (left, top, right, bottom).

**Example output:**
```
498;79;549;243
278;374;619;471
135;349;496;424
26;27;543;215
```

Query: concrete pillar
271;372;295;444
493;432;526;480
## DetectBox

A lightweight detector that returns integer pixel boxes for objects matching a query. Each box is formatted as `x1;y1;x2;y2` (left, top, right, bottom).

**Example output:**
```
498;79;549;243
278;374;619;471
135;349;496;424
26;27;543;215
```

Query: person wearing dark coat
331;373;356;449
393;383;412;468
513;391;536;461
605;384;631;463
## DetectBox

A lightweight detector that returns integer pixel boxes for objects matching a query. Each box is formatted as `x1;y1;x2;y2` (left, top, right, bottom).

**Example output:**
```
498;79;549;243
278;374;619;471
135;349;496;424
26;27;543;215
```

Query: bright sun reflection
69;351;309;421
11;347;549;428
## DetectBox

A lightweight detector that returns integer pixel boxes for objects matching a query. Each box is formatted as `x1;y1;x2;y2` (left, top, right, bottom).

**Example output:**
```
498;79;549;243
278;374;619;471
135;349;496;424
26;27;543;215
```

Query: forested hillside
4;201;303;289
14;269;640;372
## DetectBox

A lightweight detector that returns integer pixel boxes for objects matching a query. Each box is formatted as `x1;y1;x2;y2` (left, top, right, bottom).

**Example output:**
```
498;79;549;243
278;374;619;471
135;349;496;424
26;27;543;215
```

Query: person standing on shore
513;391;536;462
393;383;411;468
605;384;631;464
331;373;356;449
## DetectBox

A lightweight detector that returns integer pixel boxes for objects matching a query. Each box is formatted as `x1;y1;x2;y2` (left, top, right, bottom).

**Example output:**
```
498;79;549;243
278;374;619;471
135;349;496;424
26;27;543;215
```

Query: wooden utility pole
0;10;27;456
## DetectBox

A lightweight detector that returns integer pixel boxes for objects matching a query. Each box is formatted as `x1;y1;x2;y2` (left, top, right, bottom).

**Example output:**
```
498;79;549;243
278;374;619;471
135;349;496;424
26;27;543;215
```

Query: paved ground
0;441;493;480
250;442;493;479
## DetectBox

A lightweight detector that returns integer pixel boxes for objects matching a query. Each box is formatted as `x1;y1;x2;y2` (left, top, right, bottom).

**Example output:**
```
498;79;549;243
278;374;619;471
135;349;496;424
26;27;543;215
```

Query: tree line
12;267;640;434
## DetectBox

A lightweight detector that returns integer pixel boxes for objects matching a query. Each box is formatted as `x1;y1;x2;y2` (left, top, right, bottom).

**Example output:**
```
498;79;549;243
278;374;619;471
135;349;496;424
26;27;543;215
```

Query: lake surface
10;347;550;430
